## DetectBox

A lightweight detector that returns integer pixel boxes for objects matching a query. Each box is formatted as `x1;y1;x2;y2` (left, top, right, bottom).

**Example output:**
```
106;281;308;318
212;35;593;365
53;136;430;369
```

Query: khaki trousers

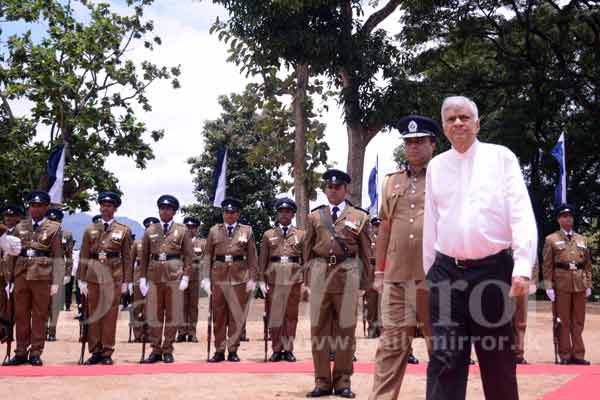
266;283;301;352
131;285;147;340
87;282;120;356
146;281;184;355
178;280;200;337
556;289;586;360
14;276;51;357
212;282;250;353
511;295;528;359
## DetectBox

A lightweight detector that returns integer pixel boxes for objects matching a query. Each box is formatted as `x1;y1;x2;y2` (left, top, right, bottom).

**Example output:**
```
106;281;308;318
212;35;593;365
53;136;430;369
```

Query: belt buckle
26;248;35;258
455;258;467;269
328;255;337;266
159;252;167;262
225;255;233;263
98;251;107;263
280;256;290;263
569;262;577;271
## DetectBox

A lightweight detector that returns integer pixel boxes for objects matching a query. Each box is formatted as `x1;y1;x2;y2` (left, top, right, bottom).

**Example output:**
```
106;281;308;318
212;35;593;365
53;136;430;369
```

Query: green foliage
0;0;180;210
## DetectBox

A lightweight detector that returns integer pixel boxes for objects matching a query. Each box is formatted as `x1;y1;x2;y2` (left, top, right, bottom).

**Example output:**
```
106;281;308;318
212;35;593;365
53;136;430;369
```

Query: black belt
91;252;120;260
215;255;246;262
19;248;51;257
436;249;511;269
151;254;181;261
323;254;356;266
555;262;584;270
270;256;300;263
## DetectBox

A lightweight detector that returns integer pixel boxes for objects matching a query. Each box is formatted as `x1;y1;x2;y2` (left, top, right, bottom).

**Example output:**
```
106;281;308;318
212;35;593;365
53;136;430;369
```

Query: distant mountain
62;213;145;249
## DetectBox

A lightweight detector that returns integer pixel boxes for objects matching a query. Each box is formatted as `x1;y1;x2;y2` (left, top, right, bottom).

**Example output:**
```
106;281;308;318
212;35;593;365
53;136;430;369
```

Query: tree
0;0;180;210
184;84;328;240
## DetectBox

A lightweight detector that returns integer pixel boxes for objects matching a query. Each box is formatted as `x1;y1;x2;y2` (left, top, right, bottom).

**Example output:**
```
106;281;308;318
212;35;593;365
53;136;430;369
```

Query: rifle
1;284;15;365
140;305;148;363
552;301;561;364
362;292;367;337
78;294;88;365
263;290;269;362
206;290;213;361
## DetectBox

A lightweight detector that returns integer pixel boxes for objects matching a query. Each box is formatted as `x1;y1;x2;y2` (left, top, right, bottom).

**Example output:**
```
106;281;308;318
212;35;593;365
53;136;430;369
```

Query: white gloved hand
139;277;149;297
546;288;556;302
128;283;133;294
373;271;384;293
63;276;70;285
78;280;88;297
201;278;211;296
246;279;256;293
586;288;592;297
0;233;22;256
5;282;14;299
528;284;537;296
179;276;189;291
50;284;59;296
258;281;268;297
121;282;128;294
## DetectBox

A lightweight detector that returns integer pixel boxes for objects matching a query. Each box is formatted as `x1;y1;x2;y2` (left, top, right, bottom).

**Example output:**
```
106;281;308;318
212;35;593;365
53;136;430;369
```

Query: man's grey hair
441;96;479;124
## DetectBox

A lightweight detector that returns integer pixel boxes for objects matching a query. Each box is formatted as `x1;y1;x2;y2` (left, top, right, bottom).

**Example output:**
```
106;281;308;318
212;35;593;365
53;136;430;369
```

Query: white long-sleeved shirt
423;140;538;278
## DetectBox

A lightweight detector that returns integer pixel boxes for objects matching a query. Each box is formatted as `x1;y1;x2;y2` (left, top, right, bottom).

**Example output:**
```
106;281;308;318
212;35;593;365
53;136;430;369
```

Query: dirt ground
2;298;599;399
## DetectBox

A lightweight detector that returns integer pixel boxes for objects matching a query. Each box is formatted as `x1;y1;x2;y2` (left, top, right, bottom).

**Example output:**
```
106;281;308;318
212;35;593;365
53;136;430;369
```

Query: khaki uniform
512;261;539;360
543;231;592;361
370;168;432;400
365;228;381;337
304;203;371;392
130;239;146;340
178;237;206;339
141;222;193;356
258;226;305;353
204;223;258;353
78;220;132;357
0;226;16;329
48;230;75;337
7;219;64;358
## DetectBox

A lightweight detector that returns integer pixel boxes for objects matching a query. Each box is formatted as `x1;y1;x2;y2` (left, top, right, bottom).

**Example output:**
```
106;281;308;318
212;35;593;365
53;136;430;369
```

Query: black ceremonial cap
143;217;160;228
98;191;122;207
46;208;64;222
555;203;576;219
157;194;180;211
183;216;201;227
322;169;351;185
1;205;24;216
221;198;241;211
26;191;51;205
397;115;441;138
275;197;297;212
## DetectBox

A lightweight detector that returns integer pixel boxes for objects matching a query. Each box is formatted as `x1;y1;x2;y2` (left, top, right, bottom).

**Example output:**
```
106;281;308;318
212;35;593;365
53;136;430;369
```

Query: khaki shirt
303;204;372;291
131;239;143;283
379;167;426;282
190;237;206;281
62;230;75;277
141;222;194;283
258;226;305;286
78;220;133;284
542;231;592;293
203;224;258;285
7;219;64;284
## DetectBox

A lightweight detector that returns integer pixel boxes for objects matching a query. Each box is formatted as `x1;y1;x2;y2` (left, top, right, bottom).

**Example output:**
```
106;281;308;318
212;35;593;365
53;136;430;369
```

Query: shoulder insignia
311;204;328;213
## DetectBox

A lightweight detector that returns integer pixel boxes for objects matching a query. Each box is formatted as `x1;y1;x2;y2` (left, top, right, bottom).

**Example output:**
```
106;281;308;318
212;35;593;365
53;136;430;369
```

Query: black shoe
329;351;335;361
407;353;419;364
283;351;297;362
352;354;357;362
176;334;187;343
101;356;114;365
334;388;356;398
306;387;332;397
29;355;43;366
142;353;163;364
367;327;381;339
239;335;249;342
65;305;71;311
3;355;28;366
133;337;142;343
188;335;198;343
208;352;225;363
84;353;104;365
570;358;590;365
269;351;283;362
469;358;476;365
515;357;528;365
227;352;240;362
163;353;174;363
559;358;570;365
47;334;57;342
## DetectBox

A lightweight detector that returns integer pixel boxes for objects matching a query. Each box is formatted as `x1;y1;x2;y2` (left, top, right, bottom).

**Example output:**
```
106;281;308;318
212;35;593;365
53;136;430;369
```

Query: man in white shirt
423;96;537;400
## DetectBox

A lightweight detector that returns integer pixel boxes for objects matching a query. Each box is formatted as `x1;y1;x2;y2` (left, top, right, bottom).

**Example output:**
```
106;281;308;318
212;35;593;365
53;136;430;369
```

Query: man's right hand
139;278;149;297
200;278;211;296
373;271;384;293
546;288;556;302
5;282;14;299
78;280;88;296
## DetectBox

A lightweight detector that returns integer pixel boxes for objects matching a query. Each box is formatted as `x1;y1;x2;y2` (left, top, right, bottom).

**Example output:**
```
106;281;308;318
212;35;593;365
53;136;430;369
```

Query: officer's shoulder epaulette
112;220;128;229
353;206;369;215
311;204;328;213
46;220;61;229
386;168;406;177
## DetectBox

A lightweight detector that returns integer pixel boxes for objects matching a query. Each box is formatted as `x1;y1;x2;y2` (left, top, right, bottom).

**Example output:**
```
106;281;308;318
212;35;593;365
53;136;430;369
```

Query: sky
10;0;405;223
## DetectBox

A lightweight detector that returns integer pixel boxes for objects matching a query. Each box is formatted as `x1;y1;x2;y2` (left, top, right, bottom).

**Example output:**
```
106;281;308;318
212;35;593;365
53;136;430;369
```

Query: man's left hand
50;284;59;296
586;288;592;298
509;276;530;298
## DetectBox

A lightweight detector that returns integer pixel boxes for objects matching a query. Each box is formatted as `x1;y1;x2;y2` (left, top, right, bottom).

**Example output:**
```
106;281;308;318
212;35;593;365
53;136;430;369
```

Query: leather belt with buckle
151;253;181;261
91;252;120;261
556;261;583;271
20;248;51;258
326;254;356;266
437;249;510;269
215;255;246;262
270;256;300;263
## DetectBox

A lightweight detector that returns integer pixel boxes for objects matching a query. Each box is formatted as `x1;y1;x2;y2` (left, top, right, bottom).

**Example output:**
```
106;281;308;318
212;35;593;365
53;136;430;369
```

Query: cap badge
408;120;418;133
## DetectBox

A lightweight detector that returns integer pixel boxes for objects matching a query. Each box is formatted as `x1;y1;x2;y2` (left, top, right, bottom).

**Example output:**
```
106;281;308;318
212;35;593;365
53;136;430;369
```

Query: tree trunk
293;63;309;229
346;122;368;206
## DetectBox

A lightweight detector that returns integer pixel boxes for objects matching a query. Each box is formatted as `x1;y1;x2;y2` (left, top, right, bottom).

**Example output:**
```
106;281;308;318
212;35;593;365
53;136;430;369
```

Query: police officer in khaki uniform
258;197;305;362
140;195;193;364
370;116;437;400
365;217;381;339
1;206;22;319
129;217;158;342
304;169;372;399
176;216;205;343
543;204;592;365
78;192;133;365
204;198;258;363
45;208;74;341
4;191;64;366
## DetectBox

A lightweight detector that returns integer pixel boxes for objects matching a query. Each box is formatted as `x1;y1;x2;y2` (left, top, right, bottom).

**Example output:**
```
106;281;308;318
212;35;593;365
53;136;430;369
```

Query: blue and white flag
212;148;228;207
48;144;66;204
367;155;378;216
551;133;566;206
